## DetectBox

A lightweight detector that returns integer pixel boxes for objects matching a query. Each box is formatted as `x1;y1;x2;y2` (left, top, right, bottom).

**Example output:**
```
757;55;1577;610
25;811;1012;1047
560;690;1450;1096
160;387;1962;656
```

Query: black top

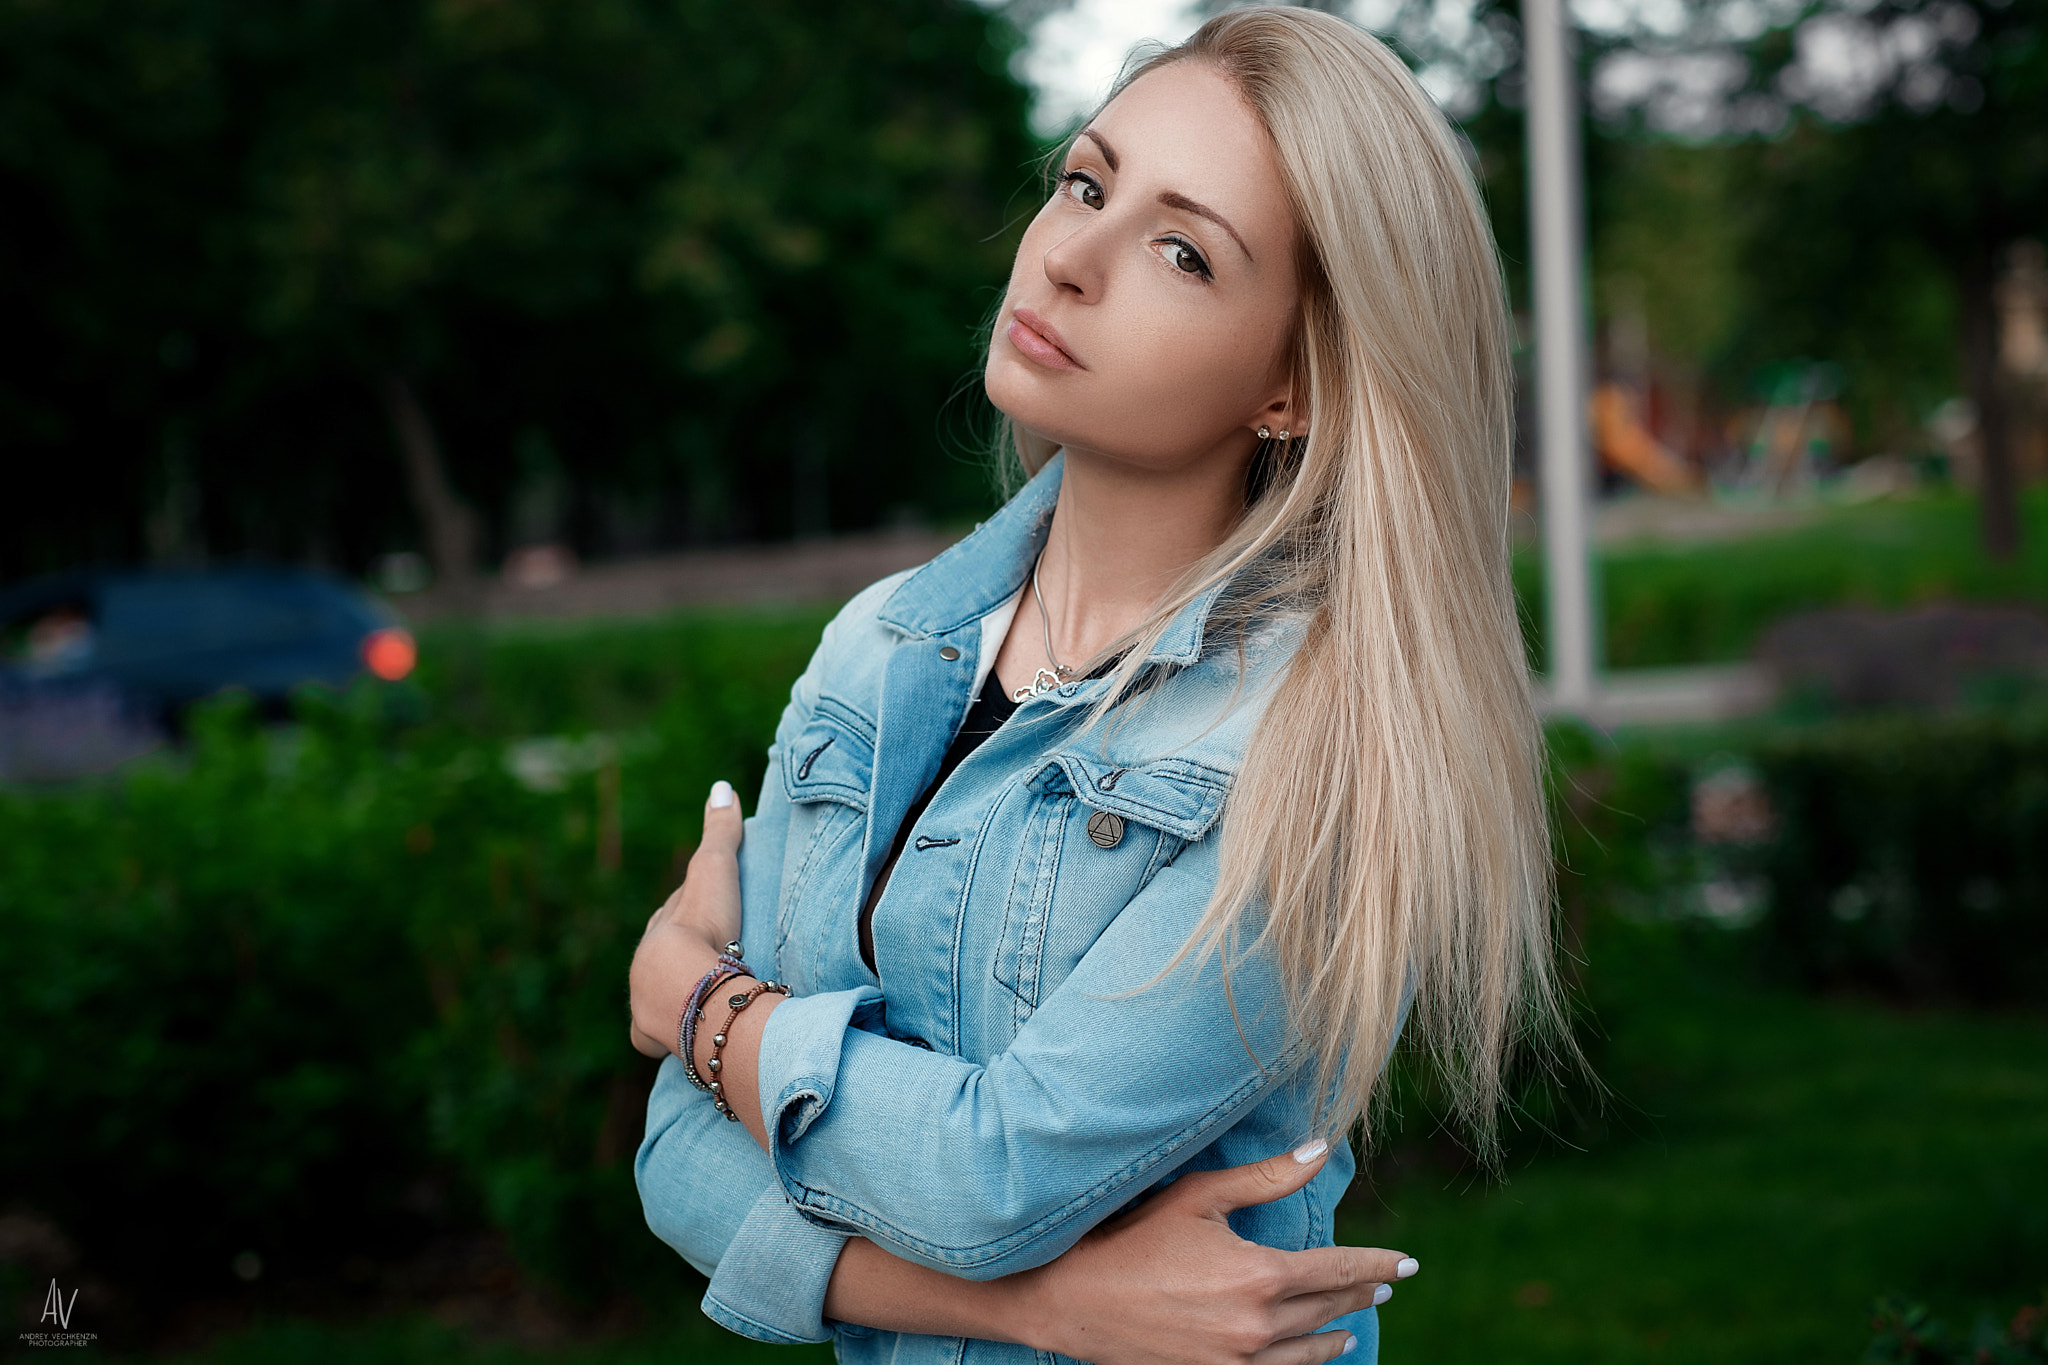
859;669;1020;973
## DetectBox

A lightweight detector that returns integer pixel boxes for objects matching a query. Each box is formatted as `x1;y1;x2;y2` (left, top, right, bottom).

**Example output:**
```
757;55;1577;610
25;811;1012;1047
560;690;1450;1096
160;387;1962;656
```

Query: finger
646;887;682;930
1273;1244;1416;1297
1270;1282;1393;1340
1167;1139;1334;1217
1249;1328;1360;1365
695;780;744;862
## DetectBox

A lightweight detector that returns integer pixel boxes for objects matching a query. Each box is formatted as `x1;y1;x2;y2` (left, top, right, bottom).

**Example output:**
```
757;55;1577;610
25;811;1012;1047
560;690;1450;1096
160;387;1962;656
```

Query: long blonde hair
1006;7;1565;1156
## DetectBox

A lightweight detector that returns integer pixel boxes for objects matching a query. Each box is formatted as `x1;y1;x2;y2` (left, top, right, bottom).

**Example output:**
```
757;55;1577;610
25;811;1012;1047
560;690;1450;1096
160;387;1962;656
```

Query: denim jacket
635;456;1386;1363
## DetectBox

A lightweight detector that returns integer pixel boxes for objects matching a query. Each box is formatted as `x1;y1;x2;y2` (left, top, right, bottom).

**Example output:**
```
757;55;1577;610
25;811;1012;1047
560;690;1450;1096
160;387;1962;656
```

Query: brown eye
1166;241;1208;275
1062;173;1104;210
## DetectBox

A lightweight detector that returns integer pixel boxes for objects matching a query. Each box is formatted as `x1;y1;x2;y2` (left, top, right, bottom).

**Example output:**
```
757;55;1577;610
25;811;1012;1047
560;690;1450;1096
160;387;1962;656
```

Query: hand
628;780;747;1058
1011;1142;1417;1365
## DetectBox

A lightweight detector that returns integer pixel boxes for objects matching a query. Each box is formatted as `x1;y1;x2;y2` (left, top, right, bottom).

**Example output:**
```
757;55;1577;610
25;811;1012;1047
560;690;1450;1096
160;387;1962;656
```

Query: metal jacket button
938;645;961;661
1086;810;1125;849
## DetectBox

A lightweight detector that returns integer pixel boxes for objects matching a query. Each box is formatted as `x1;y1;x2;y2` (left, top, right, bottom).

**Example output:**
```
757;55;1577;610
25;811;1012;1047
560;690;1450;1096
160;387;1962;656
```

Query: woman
629;9;1566;1363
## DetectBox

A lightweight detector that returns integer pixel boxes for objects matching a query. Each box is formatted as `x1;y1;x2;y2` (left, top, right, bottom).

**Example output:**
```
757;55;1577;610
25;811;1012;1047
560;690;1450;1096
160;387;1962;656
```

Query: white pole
1524;0;1599;711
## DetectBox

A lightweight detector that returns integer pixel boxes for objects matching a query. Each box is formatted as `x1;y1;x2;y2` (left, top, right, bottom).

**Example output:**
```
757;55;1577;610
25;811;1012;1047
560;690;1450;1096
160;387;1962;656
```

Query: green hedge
1554;707;2048;1006
1865;1295;2048;1363
0;614;825;1315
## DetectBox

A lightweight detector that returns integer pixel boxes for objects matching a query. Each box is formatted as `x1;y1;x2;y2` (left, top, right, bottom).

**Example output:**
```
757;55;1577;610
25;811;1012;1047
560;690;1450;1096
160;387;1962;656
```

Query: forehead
1085;61;1292;259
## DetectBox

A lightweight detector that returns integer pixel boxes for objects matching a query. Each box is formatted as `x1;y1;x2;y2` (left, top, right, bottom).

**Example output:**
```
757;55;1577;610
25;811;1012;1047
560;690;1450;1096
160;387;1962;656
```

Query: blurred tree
0;0;1037;583
1516;0;2048;553
1730;0;2048;558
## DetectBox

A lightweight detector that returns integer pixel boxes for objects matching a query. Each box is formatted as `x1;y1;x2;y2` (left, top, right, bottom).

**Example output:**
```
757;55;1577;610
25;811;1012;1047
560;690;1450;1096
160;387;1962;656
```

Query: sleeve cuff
756;984;885;1146
701;1183;853;1345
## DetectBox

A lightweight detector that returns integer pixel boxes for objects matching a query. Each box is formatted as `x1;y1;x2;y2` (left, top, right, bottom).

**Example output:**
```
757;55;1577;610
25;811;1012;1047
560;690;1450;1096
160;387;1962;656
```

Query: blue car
0;566;415;779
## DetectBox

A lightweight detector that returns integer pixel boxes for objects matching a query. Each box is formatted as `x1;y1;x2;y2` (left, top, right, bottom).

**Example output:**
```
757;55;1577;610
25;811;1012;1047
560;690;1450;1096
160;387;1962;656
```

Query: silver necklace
1010;555;1076;702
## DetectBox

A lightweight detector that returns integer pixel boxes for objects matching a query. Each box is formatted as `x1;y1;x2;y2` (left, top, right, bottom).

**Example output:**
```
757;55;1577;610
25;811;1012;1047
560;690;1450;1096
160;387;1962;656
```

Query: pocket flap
1052;753;1231;841
780;700;875;811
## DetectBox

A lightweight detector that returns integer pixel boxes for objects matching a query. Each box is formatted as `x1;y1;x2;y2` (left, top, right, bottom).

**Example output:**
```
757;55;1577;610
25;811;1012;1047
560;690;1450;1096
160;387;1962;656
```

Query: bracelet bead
703;976;792;1118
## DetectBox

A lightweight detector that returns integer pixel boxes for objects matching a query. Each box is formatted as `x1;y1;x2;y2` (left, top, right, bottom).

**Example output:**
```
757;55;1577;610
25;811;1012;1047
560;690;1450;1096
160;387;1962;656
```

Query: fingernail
1292;1138;1328;1164
1341;1333;1358;1355
709;780;735;808
1372;1283;1393;1306
1396;1257;1419;1279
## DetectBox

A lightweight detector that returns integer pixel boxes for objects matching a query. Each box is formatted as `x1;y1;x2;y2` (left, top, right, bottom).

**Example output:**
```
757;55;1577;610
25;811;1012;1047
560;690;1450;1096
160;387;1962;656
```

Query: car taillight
363;627;417;681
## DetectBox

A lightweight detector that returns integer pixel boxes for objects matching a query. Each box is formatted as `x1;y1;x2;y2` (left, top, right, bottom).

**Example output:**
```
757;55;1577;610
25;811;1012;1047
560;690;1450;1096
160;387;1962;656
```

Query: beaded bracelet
708;978;791;1121
677;941;749;1091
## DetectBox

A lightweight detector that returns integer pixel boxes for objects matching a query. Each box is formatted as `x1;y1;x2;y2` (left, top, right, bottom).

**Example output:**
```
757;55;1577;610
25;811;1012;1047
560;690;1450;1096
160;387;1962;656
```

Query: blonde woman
629;9;1565;1363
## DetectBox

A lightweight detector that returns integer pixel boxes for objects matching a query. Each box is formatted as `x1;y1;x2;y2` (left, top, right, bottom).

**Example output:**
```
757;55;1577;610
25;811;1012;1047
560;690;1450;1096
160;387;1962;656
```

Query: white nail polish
1395;1257;1419;1279
1372;1283;1393;1306
709;780;735;808
1292;1138;1328;1163
1340;1333;1358;1355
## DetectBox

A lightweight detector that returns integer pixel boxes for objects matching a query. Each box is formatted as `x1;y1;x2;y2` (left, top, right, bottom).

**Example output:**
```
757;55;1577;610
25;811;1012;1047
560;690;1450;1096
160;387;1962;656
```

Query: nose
1040;218;1106;302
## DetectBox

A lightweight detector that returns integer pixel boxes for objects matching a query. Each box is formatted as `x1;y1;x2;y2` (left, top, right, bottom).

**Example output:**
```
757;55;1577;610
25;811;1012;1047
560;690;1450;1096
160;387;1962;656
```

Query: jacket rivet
938;645;961;661
1086;810;1125;849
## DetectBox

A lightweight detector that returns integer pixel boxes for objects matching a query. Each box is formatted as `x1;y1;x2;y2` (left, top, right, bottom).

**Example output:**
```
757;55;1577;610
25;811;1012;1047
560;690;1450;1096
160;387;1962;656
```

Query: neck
1035;443;1248;666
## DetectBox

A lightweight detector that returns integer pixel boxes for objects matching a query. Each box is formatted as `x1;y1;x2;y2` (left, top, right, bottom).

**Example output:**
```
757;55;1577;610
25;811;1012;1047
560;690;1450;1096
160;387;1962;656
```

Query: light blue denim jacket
635;456;1386;1363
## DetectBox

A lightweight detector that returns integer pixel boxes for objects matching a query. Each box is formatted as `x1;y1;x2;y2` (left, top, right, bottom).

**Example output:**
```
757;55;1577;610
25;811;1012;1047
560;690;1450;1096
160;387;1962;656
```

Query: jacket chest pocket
991;754;1231;1020
776;699;875;979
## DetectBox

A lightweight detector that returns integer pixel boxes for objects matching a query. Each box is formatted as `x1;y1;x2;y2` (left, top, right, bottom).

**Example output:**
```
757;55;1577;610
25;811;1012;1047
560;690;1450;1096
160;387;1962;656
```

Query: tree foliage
0;0;1038;581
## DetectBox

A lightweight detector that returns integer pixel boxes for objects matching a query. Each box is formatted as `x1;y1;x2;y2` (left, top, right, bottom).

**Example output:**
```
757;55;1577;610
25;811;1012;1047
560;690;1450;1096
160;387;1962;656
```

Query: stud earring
1256;425;1272;440
1277;430;1291;442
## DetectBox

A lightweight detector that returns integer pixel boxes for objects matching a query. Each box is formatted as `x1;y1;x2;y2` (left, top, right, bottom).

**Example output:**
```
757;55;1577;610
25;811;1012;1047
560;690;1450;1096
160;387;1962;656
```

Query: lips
1006;307;1084;371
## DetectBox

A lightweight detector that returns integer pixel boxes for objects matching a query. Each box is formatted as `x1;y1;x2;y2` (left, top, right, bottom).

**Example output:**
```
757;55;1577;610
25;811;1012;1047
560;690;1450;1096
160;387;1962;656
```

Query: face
985;61;1304;476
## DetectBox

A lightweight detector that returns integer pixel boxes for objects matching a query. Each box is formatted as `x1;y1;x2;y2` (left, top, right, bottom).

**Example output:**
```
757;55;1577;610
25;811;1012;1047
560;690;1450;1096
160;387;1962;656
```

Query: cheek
1090;302;1287;451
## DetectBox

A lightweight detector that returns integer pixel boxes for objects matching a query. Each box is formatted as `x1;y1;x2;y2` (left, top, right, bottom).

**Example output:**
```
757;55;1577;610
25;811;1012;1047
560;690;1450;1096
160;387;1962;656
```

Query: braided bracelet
708;978;791;1121
677;941;748;1090
680;968;744;1088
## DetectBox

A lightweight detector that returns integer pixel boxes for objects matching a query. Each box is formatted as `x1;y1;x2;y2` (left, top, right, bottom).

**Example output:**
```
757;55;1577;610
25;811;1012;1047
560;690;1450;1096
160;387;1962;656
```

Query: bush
1866;1295;2048;1363
0;613;825;1318
1553;707;2048;1006
1754;711;2048;1003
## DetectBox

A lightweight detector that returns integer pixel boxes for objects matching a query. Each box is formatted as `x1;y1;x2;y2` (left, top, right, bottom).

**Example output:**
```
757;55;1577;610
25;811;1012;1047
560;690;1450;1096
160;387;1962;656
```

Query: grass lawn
1516;487;2048;670
1347;923;2048;1364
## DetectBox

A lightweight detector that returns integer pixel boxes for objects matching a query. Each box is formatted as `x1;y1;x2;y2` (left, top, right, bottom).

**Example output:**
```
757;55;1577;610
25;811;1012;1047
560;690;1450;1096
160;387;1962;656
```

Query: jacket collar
877;450;1228;667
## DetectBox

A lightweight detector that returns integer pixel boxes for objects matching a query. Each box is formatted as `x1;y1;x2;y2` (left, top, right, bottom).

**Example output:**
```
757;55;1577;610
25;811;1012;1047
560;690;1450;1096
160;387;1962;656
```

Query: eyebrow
1079;128;1119;171
1158;190;1253;263
1075;128;1255;265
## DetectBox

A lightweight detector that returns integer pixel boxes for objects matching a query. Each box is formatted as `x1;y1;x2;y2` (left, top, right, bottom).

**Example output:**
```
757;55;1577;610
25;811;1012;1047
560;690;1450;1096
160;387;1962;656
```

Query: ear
1247;391;1309;443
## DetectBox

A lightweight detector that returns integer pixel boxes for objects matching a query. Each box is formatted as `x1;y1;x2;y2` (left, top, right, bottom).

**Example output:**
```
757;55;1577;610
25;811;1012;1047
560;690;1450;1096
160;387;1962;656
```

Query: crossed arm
627;784;1415;1364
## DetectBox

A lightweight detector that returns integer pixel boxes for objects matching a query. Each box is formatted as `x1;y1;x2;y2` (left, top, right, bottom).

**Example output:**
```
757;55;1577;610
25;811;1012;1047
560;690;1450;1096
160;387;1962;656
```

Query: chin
982;352;1069;439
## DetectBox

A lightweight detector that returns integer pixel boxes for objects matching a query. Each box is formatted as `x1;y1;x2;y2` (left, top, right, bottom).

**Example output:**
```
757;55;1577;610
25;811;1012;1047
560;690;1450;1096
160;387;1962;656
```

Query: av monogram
41;1279;78;1331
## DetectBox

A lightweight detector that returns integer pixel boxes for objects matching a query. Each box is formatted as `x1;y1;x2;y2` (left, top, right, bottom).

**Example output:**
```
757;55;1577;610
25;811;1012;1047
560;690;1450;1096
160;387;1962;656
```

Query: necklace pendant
1011;666;1064;703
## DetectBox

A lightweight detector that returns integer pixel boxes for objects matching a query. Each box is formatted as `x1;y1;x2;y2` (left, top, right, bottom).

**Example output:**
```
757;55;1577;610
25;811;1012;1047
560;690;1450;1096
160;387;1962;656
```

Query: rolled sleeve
701;1185;860;1344
756;837;1307;1281
756;984;887;1145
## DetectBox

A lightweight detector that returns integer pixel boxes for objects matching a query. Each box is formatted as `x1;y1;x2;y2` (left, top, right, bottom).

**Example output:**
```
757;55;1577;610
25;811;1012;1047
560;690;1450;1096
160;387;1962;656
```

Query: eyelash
1054;170;1214;282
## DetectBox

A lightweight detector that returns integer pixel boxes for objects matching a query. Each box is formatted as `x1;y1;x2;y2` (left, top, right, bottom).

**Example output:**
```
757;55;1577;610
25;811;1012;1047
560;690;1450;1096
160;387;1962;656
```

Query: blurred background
1;0;2044;1361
